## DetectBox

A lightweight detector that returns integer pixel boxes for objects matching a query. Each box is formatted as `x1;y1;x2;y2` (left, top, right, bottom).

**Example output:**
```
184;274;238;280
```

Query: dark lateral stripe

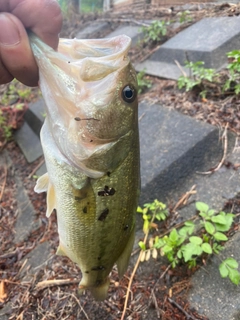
98;208;109;221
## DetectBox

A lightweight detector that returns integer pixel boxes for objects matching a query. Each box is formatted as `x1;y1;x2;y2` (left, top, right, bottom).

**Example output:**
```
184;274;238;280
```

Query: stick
36;279;79;290
120;214;155;320
168;297;198;320
0;161;7;201
172;185;196;212
28;158;45;179
196;123;228;175
174;60;187;77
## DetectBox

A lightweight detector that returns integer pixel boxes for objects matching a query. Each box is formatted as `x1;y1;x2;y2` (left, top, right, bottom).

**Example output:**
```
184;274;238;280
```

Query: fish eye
122;85;136;103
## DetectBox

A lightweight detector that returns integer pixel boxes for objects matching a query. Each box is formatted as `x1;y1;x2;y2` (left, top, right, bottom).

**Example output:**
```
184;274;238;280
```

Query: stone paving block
24;98;46;137
76;21;110;39
14;175;41;243
36;162;47;177
150;17;240;69
135;60;190;80
19;241;51;281
106;25;144;46
14;122;43;163
138;102;235;206
189;231;240;320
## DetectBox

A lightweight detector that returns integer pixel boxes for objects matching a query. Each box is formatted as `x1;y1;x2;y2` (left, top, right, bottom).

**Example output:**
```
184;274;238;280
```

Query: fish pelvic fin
46;182;56;217
56;243;67;256
78;278;110;301
34;172;49;193
116;225;135;278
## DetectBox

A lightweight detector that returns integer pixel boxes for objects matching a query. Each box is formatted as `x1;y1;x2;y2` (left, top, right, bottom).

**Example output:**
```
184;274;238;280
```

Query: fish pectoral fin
78;278;110;301
116;225;135;278
56;243;67;256
34;172;49;193
46;183;56;217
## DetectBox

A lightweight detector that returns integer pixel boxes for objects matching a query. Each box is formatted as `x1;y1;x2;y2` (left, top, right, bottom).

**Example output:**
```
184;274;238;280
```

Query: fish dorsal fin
34;172;49;193
116;225;135;278
46;183;56;217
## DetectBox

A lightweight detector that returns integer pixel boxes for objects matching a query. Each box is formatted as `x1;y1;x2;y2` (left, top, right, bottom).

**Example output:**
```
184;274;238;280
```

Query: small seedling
141;20;169;43
137;70;152;94
177;10;192;23
223;50;240;94
138;200;240;285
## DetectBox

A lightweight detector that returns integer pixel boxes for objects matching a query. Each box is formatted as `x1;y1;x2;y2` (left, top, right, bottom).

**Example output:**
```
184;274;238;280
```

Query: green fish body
31;34;140;300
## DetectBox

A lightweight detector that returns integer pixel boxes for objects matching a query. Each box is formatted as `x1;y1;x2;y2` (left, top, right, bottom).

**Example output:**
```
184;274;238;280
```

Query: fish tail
78;277;110;301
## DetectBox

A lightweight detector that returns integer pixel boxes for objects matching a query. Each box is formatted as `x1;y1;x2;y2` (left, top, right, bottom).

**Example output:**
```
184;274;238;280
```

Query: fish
29;33;140;300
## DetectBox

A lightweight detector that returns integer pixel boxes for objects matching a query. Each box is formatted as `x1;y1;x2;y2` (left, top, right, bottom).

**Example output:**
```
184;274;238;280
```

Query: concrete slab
76;21;110;39
24;98;46;137
19;241;51;281
36;162;47;177
138;102;235;205
138;17;240;79
14;175;41;243
14;122;43;163
135;60;190;80
150;17;240;69
106;25;144;46
189;231;240;320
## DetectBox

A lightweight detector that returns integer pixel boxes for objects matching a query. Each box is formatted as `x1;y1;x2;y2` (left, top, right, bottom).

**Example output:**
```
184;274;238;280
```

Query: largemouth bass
30;33;140;300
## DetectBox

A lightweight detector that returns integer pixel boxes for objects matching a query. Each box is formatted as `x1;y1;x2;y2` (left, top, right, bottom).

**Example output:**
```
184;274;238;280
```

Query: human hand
0;0;62;86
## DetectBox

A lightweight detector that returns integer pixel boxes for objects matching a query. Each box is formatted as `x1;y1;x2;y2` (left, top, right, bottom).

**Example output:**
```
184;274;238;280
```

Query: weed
138;200;240;285
141;20;169;43
177;10;192;23
177;61;215;95
223;50;240;94
137;70;152;94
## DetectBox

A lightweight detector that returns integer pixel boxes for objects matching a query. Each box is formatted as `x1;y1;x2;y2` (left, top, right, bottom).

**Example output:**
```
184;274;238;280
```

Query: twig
0;160;7;202
172;185;196;212
120;214;156;320
36;278;79;290
174;60;187;77
196;123;229;175
70;292;90;320
168;297;198;320
28;158;45;178
139;45;161;63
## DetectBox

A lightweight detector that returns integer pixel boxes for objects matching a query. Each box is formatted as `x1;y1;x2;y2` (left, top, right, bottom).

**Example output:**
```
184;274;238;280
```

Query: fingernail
0;14;20;46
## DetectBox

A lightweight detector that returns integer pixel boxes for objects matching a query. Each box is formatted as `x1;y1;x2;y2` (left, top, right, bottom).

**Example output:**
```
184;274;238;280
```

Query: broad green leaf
207;209;215;216
211;215;227;225
219;262;229;278
201;243;212;254
177;249;182;259
139;241;146;251
189;236;203;245
182;243;202;262
163;245;173;254
215;223;231;232
213;232;228;241
204;221;215;235
228;268;240;285
196;201;209;213
224;258;238;269
137;206;143;213
184;221;195;227
169;229;179;243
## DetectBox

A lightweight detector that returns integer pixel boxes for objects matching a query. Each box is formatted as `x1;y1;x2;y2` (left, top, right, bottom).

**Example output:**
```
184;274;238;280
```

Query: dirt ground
1;2;240;319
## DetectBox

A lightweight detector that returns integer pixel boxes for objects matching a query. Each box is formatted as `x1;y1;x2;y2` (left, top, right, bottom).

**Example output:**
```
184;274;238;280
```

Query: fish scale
31;33;140;300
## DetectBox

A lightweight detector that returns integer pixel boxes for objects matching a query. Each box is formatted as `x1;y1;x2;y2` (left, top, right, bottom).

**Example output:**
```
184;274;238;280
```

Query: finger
9;0;62;49
0;13;39;86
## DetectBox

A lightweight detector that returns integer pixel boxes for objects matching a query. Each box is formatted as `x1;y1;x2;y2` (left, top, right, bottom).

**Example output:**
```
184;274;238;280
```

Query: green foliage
137;70;152;94
0;110;12;141
223;50;240;94
141;20;169;43
1;79;31;106
177;10;192;23
138;200;240;285
177;61;215;95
